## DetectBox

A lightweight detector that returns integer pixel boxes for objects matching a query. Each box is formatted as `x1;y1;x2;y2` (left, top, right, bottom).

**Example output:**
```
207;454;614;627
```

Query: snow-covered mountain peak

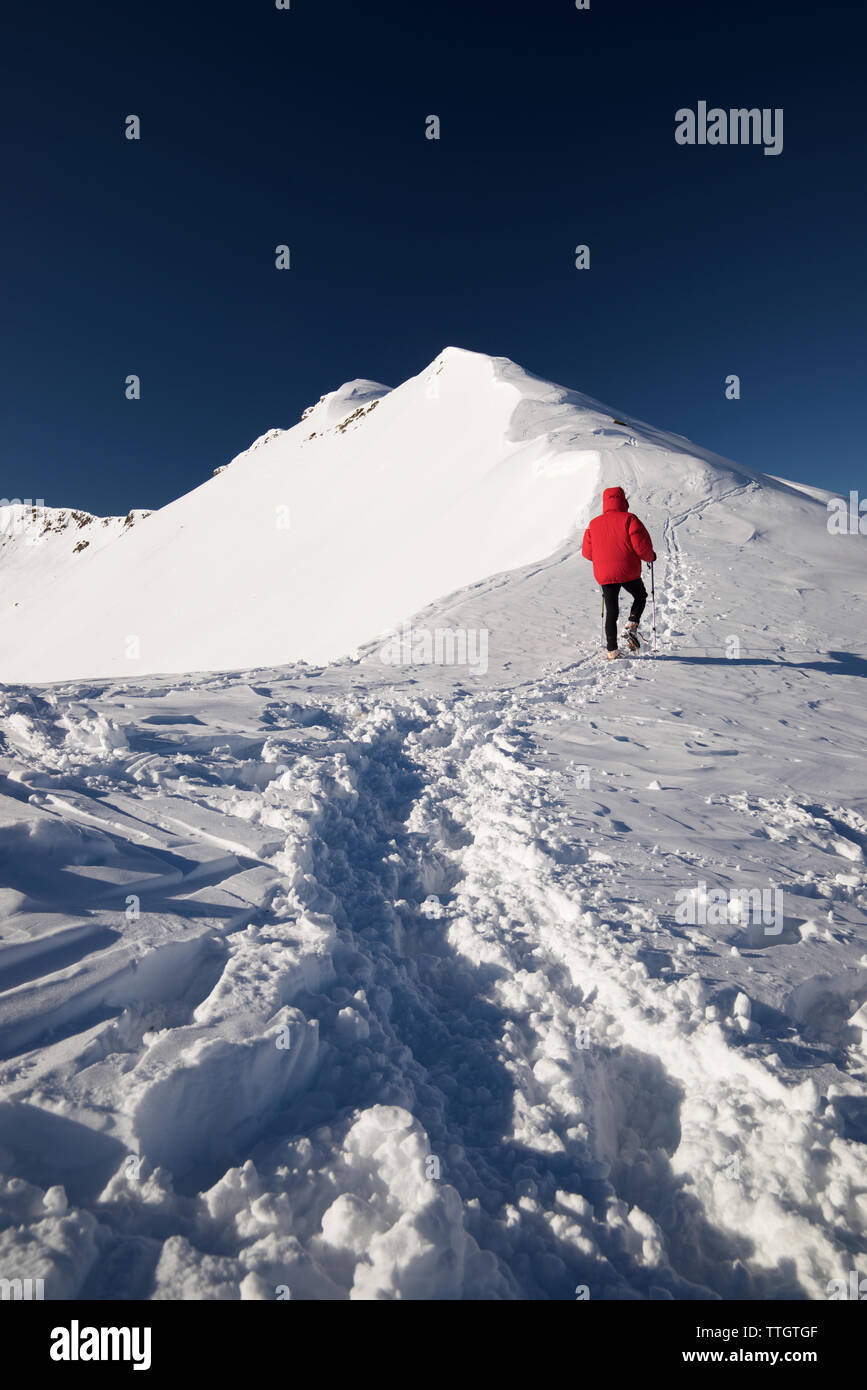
0;350;858;683
415;348;689;461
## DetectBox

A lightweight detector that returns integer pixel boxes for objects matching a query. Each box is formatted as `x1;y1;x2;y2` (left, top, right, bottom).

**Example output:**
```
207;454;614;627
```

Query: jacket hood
602;486;628;512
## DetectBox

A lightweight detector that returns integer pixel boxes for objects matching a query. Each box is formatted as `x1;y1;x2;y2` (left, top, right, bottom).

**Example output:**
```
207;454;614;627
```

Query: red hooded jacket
581;487;656;585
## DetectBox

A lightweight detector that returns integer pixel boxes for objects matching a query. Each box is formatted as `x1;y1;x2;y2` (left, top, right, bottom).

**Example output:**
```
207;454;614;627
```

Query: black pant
601;578;647;651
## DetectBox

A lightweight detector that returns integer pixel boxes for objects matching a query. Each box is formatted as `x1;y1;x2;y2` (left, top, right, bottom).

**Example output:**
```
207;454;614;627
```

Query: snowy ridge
0;347;839;684
300;379;392;430
0;505;152;626
224;428;287;469
0;503;150;557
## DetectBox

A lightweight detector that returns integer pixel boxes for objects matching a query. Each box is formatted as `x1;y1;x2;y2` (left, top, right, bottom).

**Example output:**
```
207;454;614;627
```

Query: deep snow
0;350;865;1300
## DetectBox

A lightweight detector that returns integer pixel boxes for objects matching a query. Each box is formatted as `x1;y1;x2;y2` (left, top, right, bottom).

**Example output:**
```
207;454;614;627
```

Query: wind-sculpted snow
1;520;866;1297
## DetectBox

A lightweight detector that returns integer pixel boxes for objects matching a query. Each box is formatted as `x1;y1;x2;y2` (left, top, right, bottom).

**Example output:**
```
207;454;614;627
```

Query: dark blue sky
2;0;864;515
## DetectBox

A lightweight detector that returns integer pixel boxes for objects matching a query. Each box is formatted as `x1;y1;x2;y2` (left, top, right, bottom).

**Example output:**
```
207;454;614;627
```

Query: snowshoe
623;623;641;653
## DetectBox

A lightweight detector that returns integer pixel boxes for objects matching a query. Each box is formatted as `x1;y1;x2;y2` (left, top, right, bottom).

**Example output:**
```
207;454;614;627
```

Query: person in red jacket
582;487;656;659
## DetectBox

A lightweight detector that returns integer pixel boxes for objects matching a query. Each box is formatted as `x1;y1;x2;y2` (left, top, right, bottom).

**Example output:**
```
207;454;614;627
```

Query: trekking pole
650;562;658;655
601;590;605;648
